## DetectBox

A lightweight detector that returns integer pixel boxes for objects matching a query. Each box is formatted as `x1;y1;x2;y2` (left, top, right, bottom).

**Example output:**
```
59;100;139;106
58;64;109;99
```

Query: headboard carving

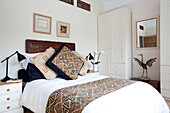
26;39;75;53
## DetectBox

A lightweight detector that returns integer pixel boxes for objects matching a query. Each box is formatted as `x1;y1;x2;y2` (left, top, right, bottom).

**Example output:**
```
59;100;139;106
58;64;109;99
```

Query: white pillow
21;53;40;69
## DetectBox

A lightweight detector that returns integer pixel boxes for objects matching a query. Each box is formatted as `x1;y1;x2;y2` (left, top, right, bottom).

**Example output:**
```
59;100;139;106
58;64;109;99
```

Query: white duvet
20;74;169;113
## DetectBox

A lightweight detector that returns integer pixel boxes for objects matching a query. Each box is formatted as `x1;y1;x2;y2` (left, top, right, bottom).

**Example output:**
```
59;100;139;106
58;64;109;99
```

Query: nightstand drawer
0;100;20;112
0;83;21;94
0;92;21;103
2;108;23;113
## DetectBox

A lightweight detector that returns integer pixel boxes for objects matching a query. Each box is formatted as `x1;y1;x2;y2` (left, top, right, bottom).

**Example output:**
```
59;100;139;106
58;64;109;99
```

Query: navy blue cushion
46;44;84;80
18;69;28;82
27;63;45;81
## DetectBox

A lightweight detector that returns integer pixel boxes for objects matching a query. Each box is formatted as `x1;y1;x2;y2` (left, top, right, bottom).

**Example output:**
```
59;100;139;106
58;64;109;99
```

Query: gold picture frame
57;21;70;38
33;13;52;34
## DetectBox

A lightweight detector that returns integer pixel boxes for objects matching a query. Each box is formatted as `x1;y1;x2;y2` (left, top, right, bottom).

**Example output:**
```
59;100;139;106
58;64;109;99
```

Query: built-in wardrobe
160;0;170;99
98;7;131;79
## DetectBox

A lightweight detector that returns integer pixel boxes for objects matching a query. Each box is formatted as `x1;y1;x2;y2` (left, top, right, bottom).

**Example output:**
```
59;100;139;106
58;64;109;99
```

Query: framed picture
33;13;52;34
77;0;91;12
57;21;70;38
59;0;74;5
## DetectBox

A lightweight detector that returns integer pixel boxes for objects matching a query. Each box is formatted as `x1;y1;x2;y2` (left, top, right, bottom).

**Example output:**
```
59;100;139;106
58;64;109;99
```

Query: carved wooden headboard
25;39;75;53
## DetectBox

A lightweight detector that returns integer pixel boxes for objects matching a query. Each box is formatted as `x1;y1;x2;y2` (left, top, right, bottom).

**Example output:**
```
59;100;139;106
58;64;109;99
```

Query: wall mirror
136;17;157;48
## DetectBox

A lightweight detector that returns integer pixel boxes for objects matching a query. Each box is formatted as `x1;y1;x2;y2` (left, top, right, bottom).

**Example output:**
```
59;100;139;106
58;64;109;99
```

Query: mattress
20;73;169;113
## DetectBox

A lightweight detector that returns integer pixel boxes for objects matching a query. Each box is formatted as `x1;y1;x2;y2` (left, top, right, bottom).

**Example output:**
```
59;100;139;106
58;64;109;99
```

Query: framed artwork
57;21;70;38
77;0;91;12
59;0;74;5
33;13;52;34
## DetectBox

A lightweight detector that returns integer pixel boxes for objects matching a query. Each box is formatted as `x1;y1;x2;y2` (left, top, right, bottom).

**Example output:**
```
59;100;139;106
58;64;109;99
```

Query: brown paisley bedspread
46;77;133;113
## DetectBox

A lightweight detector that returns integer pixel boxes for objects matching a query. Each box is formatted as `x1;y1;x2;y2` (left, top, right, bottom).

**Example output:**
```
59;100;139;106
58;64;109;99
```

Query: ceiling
101;0;141;11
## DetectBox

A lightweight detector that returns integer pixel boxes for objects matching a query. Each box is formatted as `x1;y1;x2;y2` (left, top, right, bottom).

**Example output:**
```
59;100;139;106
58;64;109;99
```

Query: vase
93;64;98;71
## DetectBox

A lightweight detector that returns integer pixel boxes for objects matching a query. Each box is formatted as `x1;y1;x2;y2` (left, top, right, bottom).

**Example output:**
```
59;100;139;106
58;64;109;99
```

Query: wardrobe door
98;14;110;75
161;0;170;65
109;9;125;63
160;0;170;99
98;7;131;78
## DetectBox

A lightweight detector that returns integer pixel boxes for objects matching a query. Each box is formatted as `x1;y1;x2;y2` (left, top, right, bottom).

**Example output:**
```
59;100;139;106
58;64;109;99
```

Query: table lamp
1;51;26;82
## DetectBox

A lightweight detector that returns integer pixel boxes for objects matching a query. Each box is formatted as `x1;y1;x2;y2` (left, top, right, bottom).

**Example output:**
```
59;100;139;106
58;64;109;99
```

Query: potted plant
86;51;103;71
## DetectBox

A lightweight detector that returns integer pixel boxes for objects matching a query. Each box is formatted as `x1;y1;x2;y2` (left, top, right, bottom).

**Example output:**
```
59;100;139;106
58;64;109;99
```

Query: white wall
0;0;104;79
104;0;160;80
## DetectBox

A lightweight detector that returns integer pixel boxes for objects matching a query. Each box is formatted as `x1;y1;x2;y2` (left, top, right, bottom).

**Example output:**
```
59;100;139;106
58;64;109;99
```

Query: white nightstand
0;81;23;113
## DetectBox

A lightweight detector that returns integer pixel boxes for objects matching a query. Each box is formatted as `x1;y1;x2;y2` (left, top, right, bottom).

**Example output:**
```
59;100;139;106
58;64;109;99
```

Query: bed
20;39;169;113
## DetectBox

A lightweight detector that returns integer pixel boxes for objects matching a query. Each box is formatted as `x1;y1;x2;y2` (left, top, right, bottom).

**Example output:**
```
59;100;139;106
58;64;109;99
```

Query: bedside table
130;77;160;92
0;81;23;113
87;70;99;75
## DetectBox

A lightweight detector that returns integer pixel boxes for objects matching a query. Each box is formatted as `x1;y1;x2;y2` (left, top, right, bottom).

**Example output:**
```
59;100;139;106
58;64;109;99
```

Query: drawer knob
7;97;10;100
7;89;10;92
7;106;10;109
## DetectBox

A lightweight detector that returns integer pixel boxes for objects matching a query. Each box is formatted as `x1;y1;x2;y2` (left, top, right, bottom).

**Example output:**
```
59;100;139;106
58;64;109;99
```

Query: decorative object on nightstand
130;77;160;92
86;51;104;72
1;51;26;82
0;81;23;113
134;53;157;82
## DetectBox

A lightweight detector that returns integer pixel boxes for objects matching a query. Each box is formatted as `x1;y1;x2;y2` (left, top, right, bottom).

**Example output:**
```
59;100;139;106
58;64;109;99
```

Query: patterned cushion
46;44;84;80
30;47;58;80
73;51;91;75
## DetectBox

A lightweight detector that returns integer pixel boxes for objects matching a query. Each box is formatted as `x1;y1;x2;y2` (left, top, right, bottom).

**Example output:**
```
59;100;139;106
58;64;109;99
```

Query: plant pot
93;64;98;71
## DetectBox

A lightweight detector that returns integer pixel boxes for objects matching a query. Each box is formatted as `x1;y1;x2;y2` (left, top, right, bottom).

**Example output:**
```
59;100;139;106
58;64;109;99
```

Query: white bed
20;73;169;113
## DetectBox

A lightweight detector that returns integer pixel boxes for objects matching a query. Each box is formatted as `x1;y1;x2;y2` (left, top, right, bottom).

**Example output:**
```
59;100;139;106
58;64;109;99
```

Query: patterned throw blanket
46;77;133;113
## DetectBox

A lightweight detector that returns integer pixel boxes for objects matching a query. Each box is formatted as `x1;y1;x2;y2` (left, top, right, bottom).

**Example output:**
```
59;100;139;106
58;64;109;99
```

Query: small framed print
59;0;74;5
77;0;91;12
57;21;70;38
33;13;52;34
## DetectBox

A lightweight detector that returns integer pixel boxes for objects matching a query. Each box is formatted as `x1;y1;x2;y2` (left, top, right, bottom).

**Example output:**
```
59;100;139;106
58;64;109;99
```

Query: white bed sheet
20;74;169;113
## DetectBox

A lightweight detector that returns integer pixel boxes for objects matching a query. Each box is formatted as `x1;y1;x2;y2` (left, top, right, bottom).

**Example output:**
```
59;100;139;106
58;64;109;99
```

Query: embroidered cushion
46;44;84;80
30;47;58;80
73;51;91;75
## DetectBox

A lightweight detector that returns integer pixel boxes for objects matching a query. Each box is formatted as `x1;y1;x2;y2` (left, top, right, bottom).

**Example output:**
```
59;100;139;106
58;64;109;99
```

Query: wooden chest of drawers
0;82;23;113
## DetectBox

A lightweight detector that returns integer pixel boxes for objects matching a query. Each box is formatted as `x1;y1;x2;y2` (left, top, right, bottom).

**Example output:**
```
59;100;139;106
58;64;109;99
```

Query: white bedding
20;74;169;113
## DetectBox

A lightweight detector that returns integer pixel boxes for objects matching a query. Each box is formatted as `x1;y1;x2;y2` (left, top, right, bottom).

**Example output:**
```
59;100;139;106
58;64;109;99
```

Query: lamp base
138;76;150;82
1;76;11;82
